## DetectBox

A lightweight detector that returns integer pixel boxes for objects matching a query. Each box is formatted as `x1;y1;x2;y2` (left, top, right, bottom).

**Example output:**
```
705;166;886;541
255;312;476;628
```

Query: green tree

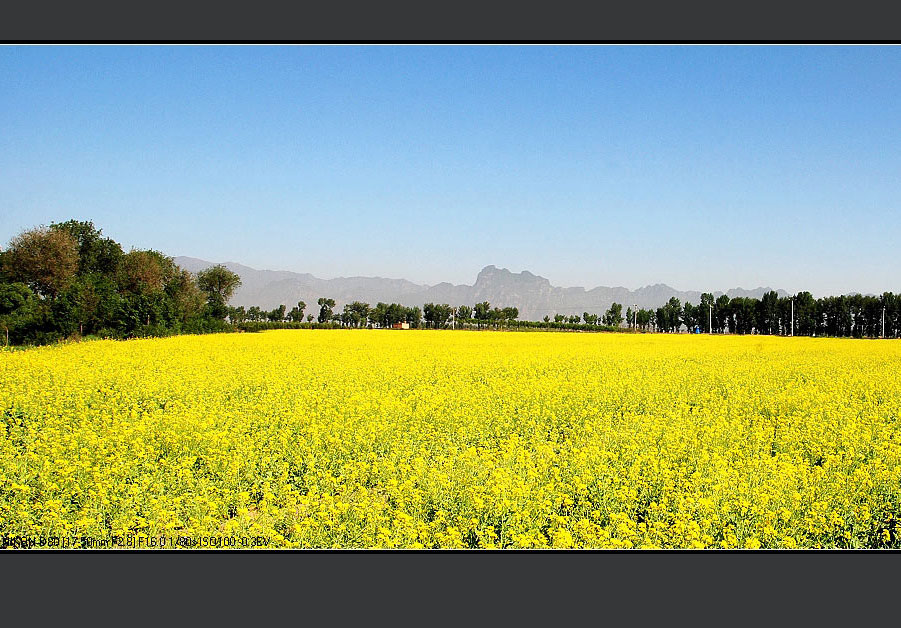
3;227;79;298
196;265;242;320
881;292;898;338
793;292;816;336
699;293;715;333
340;301;368;327
682;302;698;332
423;303;438;329
66;276;102;336
369;302;388;328
195;264;241;302
473;301;490;329
116;250;181;328
636;308;652;330
49;219;123;276
602;303;623;327
655;307;667;332
348;301;370;327
756;291;780;335
729;297;757;334
423;303;453;329
268;304;287;322
117;250;177;296
501;306;519;326
287;301;307;322
714;294;731;333
0;282;36;345
228;305;247;324
406;305;422;329
165;269;206;328
664;297;682;332
387;303;407;327
317;297;336;324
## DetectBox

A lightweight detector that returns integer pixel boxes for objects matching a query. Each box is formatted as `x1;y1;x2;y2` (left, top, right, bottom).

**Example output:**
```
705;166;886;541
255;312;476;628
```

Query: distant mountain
174;257;788;321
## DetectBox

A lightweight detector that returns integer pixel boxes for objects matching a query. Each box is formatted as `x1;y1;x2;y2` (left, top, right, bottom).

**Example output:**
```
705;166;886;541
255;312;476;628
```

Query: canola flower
1;330;900;549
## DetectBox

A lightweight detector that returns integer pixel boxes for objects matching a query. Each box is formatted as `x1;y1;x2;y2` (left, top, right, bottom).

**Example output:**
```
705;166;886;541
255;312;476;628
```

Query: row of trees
245;292;899;339
228;300;521;330
3;220;898;345
612;292;900;338
224;291;901;340
0;221;243;345
537;302;626;328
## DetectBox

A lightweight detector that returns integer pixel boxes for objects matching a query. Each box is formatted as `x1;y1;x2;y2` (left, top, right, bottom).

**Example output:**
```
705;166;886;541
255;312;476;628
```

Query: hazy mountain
175;257;788;321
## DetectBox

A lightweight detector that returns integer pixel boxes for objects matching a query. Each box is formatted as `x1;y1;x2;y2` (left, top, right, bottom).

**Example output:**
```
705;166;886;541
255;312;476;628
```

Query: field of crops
2;330;900;548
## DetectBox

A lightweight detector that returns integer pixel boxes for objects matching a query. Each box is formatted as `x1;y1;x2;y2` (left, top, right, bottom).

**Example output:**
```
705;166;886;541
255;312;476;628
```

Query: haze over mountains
175;257;788;321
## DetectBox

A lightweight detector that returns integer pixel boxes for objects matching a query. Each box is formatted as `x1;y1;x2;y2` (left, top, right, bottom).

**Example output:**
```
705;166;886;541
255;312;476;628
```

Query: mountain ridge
174;257;789;321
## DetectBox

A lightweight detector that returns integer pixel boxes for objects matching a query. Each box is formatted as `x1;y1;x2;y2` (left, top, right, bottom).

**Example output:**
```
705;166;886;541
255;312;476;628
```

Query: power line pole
883;306;886;339
708;303;712;334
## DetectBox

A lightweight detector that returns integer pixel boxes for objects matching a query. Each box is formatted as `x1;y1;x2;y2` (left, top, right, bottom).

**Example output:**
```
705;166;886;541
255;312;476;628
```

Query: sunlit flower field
2;330;900;548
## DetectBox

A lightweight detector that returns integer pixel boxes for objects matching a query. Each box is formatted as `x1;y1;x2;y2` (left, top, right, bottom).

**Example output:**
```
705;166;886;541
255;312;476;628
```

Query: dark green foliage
239;321;340;332
228;305;247;323
636;308;653;330
268;304;287;322
0;282;38;345
50;220;123;276
681;302;698;332
196;264;241;321
364;302;419;328
603;303;624;328
247;306;264;322
2;220;240;345
406;306;422;329
2;227;79;298
423;303;453;329
317;297;336;324
473;301;491;329
286;301;306;322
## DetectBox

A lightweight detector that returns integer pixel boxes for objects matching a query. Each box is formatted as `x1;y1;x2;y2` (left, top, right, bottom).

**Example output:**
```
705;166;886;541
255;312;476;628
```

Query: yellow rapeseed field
2;330;900;548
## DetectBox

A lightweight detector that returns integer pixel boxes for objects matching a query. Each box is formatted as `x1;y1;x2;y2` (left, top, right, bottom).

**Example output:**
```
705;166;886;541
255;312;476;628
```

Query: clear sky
1;45;898;296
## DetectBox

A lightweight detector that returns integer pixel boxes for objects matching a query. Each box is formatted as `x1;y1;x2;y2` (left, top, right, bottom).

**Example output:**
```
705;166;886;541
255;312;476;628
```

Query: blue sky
1;45;898;296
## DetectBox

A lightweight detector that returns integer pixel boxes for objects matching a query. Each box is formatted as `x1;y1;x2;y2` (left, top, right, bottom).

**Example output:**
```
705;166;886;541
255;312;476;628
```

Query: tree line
618;292;899;338
235;290;900;339
2;219;898;345
0;221;243;345
227;300;524;330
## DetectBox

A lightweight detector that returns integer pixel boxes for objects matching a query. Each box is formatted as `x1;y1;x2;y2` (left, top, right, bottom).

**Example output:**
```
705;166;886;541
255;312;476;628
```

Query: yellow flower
1;330;898;549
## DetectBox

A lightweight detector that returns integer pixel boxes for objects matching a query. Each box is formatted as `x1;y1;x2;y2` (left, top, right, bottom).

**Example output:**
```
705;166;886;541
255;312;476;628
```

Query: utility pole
708;303;712;334
633;304;637;330
883;306;886;339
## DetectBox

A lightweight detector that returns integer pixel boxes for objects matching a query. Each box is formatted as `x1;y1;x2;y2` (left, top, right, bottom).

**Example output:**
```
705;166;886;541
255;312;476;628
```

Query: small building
392;322;410;330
